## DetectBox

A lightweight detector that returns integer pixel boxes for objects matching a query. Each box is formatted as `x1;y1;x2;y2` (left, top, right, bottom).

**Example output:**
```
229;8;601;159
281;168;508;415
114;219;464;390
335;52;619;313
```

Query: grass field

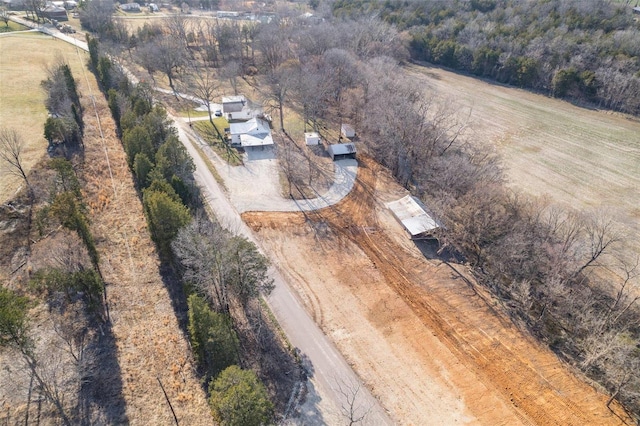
0;32;88;202
408;63;640;256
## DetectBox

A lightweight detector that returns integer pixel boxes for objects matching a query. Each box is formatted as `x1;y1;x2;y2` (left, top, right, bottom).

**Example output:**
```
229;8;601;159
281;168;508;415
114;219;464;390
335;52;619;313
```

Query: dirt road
243;156;630;425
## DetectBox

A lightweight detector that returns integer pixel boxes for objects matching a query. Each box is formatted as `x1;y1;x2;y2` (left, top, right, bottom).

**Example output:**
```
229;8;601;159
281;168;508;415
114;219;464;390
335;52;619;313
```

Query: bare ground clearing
0;33;85;203
407;64;640;255
242;155;630;425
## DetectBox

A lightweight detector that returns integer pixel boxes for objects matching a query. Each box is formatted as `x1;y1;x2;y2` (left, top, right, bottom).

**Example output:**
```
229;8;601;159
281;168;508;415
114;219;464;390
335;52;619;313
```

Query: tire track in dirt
321;156;628;425
244;154;629;425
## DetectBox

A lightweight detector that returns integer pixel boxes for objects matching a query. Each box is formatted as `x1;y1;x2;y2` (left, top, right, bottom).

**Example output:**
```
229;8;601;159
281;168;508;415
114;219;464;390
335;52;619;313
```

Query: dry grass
74;52;212;424
408;63;640;257
0;33;87;202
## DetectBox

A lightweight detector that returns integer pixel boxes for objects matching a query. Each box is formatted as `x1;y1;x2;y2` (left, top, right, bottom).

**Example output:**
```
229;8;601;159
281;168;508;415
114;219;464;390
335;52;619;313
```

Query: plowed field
243;156;631;425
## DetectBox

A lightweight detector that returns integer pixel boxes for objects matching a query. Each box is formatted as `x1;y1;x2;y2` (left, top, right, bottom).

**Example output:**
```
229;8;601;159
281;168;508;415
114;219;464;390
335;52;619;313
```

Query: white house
222;95;259;121
341;123;355;139
229;118;273;149
304;132;320;146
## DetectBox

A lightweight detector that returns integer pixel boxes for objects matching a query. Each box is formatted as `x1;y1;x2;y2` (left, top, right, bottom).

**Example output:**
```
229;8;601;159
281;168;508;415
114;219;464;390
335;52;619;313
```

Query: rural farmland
409;63;640;256
1;0;639;423
0;31;85;202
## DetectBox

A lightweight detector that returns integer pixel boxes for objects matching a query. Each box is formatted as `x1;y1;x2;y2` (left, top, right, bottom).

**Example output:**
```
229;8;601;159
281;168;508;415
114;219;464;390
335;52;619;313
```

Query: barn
328;143;356;161
386;195;440;240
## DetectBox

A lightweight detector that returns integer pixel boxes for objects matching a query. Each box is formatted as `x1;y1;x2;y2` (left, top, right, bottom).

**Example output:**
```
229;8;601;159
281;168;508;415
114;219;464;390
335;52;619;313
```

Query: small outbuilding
633;6;640;14
328;143;356;161
386;195;440;240
304;132;320;146
341;123;355;139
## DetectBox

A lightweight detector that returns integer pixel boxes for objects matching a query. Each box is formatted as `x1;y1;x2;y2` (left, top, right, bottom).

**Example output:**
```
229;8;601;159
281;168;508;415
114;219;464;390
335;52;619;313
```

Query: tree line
333;0;640;116
0;62;111;424
87;36;287;425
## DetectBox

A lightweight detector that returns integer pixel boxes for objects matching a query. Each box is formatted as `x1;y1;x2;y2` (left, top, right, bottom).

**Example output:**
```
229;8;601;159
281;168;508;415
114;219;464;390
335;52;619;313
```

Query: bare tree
572;212;621;280
333;377;372;426
0;128;32;198
0;6;9;27
186;64;221;129
220;60;241;96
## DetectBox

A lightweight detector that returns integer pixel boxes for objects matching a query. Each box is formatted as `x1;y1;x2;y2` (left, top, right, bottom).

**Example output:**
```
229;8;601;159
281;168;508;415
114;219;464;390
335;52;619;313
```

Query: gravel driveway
202;142;358;214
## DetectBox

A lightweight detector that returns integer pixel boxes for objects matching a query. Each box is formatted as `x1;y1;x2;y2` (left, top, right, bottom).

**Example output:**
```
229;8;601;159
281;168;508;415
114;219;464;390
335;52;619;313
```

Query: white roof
222;95;246;104
304;132;319;138
328;143;356;156
229;118;270;135
240;133;273;147
386;195;438;236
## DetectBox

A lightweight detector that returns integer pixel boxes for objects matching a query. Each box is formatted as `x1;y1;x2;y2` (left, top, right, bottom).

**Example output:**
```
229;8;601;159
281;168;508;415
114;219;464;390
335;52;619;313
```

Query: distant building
304;132;320;146
341;123;355;139
43;5;68;20
328;143;356;161
217;11;240;19
633;6;640;14
120;2;141;12
2;0;26;10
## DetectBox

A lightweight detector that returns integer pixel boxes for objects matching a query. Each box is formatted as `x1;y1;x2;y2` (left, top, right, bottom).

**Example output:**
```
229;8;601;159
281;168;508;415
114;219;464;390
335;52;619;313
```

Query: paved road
175;121;392;424
11;18;393;423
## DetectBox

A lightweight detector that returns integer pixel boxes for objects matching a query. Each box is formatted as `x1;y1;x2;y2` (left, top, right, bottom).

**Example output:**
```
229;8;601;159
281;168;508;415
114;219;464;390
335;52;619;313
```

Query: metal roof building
386;195;439;239
328;143;356;161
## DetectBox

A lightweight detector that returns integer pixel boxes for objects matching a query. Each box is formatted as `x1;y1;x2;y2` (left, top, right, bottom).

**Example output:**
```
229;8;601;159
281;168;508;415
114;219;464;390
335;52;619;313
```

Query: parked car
214;109;223;117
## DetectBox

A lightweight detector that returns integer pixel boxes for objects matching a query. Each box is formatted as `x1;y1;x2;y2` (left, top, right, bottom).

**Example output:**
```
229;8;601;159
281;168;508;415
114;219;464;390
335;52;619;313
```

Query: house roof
240;133;273;147
328;143;356;156
386;195;439;237
222;95;246;104
304;132;319;139
229;118;270;135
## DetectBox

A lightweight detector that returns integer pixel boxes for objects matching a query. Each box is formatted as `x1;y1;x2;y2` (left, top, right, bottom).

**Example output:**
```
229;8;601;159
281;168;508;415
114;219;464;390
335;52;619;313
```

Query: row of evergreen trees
87;36;274;425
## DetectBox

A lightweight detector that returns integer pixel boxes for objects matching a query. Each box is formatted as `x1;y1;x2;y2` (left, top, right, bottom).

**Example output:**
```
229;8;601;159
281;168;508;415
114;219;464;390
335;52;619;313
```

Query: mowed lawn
0;31;88;202
408;63;640;253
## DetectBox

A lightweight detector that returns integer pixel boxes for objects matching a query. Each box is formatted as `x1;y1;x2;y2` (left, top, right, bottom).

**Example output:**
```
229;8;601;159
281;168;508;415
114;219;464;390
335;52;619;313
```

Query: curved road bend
11;18;393;422
174;121;393;424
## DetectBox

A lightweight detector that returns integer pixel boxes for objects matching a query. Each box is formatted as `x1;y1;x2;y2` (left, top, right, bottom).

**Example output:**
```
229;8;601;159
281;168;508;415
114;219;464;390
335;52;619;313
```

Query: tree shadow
414;238;461;262
287;351;325;425
76;321;128;425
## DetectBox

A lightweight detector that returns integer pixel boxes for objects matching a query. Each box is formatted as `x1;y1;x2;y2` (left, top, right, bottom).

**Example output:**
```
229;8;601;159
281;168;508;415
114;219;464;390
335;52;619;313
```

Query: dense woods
333;0;640;115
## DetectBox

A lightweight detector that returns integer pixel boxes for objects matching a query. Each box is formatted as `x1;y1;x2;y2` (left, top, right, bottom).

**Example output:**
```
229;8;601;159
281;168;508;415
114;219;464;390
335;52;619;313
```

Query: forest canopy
333;0;640;115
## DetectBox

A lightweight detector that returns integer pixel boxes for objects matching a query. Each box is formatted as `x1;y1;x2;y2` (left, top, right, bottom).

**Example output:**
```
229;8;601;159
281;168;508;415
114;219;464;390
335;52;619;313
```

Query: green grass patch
0;20;28;33
193;119;243;166
181;110;211;119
